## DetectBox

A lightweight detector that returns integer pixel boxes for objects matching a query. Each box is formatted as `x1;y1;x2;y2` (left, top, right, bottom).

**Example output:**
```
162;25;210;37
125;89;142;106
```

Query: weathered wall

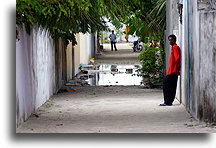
198;11;215;122
32;27;56;109
74;34;81;75
16;26;34;127
66;33;95;80
17;26;102;128
184;0;215;123
180;0;189;106
186;1;201;116
66;42;72;80
165;0;179;72
165;0;181;101
55;38;65;91
79;33;94;65
16;26;65;127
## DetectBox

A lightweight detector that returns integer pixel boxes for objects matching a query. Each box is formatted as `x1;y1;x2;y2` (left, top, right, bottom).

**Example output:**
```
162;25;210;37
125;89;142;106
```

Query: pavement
16;43;216;133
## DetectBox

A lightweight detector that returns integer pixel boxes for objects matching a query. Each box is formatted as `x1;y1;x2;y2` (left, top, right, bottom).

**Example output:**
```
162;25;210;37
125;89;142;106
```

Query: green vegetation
16;0;109;46
138;41;165;88
107;0;166;42
16;0;165;45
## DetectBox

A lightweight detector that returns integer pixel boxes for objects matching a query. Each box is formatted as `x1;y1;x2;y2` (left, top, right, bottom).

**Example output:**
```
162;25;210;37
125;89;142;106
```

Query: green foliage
127;0;166;42
106;0;166;43
138;42;165;88
16;0;108;46
16;0;166;47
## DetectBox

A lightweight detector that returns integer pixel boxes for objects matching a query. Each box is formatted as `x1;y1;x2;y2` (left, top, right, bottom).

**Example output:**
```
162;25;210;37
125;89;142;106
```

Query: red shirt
167;43;181;75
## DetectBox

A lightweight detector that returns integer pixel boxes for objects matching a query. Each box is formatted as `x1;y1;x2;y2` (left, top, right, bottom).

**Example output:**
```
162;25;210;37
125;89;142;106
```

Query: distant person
160;34;181;106
109;30;117;51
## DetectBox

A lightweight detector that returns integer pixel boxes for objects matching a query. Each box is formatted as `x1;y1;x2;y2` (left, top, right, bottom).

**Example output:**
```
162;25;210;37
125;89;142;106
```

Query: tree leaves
16;0;166;47
16;0;108;46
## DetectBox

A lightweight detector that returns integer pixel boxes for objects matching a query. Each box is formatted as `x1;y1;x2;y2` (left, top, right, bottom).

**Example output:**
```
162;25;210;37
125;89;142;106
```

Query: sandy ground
16;43;215;133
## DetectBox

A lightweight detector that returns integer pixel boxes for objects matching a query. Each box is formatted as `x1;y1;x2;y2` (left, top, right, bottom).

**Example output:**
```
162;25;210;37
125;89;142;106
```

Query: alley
16;44;215;133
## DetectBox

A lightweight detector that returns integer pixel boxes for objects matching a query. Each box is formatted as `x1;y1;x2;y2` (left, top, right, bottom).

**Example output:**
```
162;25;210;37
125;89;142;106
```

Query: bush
138;44;165;88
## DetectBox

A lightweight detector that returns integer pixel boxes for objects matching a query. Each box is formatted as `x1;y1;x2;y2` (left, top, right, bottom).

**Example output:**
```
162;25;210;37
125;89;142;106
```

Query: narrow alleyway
16;43;215;133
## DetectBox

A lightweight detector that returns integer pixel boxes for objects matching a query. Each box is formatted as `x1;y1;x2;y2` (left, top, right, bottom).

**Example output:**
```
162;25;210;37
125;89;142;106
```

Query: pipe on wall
179;0;183;104
186;0;191;109
72;45;75;80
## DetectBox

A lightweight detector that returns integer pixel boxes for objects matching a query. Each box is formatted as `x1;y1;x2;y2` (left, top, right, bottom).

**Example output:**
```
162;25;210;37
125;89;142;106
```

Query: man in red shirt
160;34;181;106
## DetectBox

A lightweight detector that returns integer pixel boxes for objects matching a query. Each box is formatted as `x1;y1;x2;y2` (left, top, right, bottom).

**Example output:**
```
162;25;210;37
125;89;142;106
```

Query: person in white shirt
109;30;117;51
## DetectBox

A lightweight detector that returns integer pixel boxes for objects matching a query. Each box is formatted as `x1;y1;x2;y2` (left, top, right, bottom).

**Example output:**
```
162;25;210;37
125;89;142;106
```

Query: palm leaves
105;0;166;41
147;0;166;32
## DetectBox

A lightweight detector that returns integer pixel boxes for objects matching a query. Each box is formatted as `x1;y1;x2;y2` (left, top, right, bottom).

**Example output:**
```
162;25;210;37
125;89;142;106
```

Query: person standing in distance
160;34;181;106
109;30;117;51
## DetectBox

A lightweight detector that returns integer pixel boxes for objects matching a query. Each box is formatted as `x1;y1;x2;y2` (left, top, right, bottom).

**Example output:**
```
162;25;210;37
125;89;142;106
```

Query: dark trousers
111;41;117;51
163;74;178;105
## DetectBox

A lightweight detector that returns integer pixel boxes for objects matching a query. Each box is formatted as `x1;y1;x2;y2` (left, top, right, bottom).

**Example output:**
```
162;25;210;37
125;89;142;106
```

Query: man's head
168;34;176;46
112;30;114;34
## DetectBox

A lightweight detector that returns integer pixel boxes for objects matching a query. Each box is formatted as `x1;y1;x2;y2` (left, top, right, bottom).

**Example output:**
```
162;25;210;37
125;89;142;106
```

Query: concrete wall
198;11;215;122
165;0;181;101
17;25;97;127
32;28;56;109
186;0;201;117
54;38;66;90
66;42;73;80
66;33;95;80
16;26;34;127
180;0;189;106
182;0;215;123
166;0;215;123
74;34;81;75
66;34;81;80
79;33;95;65
16;26;65;127
165;0;179;72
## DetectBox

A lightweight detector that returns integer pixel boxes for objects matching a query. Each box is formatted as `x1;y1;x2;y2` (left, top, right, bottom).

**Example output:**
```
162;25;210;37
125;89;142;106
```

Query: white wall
79;33;93;65
66;33;94;79
74;34;81;75
16;28;97;127
16;26;34;126
66;42;72;80
165;0;181;101
16;26;56;127
32;27;55;109
180;0;189;106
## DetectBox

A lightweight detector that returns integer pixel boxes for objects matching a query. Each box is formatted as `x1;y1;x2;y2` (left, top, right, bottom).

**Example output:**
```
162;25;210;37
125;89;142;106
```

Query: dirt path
16;43;215;133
